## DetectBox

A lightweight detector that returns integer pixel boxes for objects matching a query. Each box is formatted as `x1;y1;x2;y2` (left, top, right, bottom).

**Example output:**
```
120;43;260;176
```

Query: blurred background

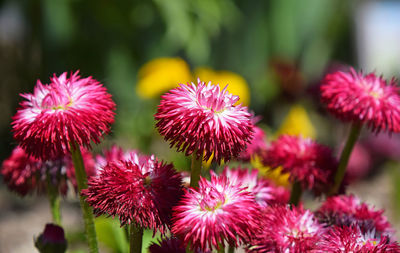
1;0;400;252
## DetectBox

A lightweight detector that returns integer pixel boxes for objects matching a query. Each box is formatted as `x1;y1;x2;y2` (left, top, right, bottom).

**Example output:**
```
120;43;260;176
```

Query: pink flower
94;145;141;171
262;135;337;194
221;167;289;207
1;146;95;196
316;195;393;235
155;79;254;163
12;71;115;160
320;68;400;133
172;174;259;251
82;153;183;233
316;225;400;253
247;205;325;252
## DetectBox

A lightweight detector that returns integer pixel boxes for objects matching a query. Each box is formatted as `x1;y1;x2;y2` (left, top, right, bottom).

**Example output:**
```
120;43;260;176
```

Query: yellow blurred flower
251;156;290;187
276;105;316;139
194;67;250;106
136;57;192;99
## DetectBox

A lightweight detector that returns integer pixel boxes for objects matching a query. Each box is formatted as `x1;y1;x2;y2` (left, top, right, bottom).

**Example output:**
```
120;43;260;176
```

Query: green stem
228;245;235;253
70;143;98;253
217;243;225;253
329;123;362;196
46;172;61;225
289;181;302;206
129;223;143;253
190;153;203;188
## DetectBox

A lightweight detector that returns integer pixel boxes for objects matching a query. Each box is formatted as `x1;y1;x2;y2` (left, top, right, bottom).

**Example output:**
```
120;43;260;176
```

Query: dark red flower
262;135;337;194
315;195;393;235
82;153;183;233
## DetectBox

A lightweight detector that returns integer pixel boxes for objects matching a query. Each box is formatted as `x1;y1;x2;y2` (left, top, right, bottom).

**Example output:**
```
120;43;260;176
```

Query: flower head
155;79;254;164
1;146;95;196
320;68;400;133
12;71;115;160
172;174;259;251
247;205;325;252
221;167;289;207
317;225;400;253
82;153;183;233
262;135;337;194
315;194;393;235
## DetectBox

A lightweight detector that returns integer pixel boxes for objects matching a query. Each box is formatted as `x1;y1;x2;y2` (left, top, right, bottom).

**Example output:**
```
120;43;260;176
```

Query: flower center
199;190;226;212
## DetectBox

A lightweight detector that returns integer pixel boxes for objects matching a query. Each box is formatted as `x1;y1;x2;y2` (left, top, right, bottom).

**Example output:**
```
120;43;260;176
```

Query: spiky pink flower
316;195;392;235
247;205;325;252
320;68;400;133
12;71;116;160
82;153;183;233
316;225;400;253
155;79;254;163
221;167;289;206
1;146;95;196
172;174;260;251
262;135;337;194
239;125;268;162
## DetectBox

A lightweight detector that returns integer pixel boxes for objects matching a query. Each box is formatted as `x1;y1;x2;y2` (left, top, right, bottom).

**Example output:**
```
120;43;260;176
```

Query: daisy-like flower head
155;79;254;164
247;205;325;252
320;68;400;133
82;153;183;233
172;173;260;251
262;135;338;194
94;145;140;171
221;167;289;207
12;71;116;160
1;146;95;196
316;225;400;253
315;194;393;235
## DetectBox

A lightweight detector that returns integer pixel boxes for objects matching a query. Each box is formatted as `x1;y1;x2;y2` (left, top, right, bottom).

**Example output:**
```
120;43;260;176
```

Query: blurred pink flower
321;68;400;133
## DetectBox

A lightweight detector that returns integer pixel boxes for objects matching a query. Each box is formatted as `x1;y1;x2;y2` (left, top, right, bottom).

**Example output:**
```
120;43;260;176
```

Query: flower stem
330;123;362;196
289;181;302;206
228;245;235;253
190;153;203;188
70;143;98;253
46;172;61;225
217;243;225;253
129;223;143;253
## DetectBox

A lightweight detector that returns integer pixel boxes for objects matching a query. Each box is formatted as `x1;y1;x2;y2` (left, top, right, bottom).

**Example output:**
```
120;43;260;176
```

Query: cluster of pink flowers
2;68;400;253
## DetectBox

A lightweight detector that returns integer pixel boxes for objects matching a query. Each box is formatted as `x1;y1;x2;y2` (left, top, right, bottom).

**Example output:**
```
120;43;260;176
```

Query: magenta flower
316;194;392;235
317;225;400;253
262;135;338;194
172;174;259;251
155;79;254;163
1;146;95;196
94;145;141;171
320;68;400;133
82;153;183;233
12;71;115;160
221;167;289;206
247;205;325;252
